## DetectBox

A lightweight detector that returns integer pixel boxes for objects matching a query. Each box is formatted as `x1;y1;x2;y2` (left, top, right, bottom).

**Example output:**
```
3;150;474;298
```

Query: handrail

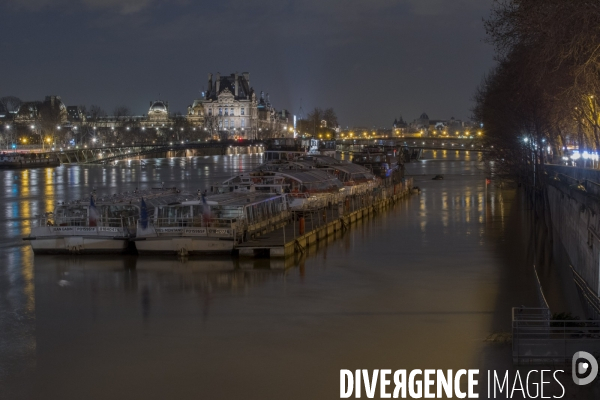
38;216;127;228
148;216;241;229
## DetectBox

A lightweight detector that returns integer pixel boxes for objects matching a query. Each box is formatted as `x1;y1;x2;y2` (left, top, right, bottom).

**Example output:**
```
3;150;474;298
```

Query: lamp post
30;124;44;150
55;125;61;149
5;124;11;150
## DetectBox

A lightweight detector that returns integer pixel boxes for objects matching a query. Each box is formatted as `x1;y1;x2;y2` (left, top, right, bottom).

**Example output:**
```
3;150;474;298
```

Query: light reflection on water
0;151;553;399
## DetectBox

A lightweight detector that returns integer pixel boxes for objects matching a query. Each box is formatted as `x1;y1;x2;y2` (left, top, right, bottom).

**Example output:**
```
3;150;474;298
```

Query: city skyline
1;0;494;126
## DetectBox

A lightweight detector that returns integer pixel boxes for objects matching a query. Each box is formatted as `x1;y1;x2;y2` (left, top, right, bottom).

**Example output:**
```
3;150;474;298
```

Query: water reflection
0;150;577;399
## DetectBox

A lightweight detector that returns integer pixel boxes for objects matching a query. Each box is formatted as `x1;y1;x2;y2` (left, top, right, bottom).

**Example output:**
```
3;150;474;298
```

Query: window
208;108;212;116
218;108;222;116
218;120;223;128
224;108;229;116
241;108;245;116
241;119;245;128
230;107;234;116
225;119;229;128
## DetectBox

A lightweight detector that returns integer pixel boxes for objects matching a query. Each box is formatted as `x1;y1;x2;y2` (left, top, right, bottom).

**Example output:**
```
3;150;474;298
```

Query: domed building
148;100;170;123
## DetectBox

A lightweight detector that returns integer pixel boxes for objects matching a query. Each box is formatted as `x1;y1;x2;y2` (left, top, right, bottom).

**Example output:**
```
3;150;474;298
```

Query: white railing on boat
36;216;136;229
139;210;291;239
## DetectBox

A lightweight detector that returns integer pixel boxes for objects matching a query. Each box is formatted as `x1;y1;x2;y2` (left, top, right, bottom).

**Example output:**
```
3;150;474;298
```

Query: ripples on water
0;150;572;399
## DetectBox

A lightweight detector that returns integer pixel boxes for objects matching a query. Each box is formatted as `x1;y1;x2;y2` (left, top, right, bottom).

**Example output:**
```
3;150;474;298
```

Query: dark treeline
474;0;600;180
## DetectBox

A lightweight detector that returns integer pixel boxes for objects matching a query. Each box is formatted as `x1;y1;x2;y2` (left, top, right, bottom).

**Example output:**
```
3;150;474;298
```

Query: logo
572;351;598;385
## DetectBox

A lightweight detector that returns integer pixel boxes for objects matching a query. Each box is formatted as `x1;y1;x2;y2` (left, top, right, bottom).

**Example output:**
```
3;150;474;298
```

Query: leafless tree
113;105;130;117
0;96;22;114
323;108;338;129
476;0;600;177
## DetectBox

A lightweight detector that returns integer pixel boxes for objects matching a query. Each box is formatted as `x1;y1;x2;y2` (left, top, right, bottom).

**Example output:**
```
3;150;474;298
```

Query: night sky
1;0;494;126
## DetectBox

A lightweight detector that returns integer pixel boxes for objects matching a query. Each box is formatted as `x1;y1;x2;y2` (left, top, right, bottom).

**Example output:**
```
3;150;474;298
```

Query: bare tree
476;0;600;177
113;105;131;118
88;105;106;120
323;108;338;129
38;102;64;145
0;96;22;114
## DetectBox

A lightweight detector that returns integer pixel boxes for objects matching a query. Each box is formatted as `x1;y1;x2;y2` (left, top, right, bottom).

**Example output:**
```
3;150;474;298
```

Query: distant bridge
335;136;488;153
10;137;486;166
25;141;265;165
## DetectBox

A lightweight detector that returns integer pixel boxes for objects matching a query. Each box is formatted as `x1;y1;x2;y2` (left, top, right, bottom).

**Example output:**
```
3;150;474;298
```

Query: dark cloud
0;0;494;125
4;0;162;14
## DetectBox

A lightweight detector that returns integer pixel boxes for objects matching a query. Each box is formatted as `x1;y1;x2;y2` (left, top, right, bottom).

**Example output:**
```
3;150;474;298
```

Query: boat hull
26;226;133;254
27;236;131;254
134;237;235;255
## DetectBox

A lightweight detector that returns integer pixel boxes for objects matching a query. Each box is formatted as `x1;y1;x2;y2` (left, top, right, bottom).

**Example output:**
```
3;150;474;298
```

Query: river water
0;151;591;399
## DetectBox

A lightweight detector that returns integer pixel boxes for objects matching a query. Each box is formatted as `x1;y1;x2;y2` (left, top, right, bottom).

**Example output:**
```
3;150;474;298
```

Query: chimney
235;72;239;97
207;73;213;95
216;72;221;93
243;72;250;89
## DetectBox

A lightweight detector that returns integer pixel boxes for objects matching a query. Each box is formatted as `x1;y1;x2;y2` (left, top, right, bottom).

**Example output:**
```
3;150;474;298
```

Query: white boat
24;188;181;254
261;153;380;195
25;202;139;254
134;192;289;256
214;169;346;210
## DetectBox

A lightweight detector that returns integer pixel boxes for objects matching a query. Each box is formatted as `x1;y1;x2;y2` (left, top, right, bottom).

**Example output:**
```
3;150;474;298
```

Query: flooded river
0;151;587;399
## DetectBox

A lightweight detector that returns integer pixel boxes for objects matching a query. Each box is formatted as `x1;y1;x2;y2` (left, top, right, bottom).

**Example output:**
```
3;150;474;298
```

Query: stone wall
545;165;600;311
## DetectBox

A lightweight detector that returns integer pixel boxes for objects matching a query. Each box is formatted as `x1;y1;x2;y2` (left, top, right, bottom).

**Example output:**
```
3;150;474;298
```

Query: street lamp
4;125;11;150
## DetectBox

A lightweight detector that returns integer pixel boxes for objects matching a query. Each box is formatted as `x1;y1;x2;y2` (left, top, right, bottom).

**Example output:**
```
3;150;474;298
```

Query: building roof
394;116;407;127
149;101;168;113
206;73;252;101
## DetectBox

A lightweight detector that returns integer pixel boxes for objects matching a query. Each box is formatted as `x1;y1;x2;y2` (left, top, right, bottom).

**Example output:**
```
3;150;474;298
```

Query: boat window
55;206;88;226
157;205;193;224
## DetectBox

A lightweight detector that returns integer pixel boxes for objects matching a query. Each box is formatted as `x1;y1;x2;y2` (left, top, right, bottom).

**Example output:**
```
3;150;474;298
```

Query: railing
142;217;242;238
287;192;344;211
512;307;600;364
38;216;131;229
571;265;600;320
149;217;205;228
549;172;600;198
